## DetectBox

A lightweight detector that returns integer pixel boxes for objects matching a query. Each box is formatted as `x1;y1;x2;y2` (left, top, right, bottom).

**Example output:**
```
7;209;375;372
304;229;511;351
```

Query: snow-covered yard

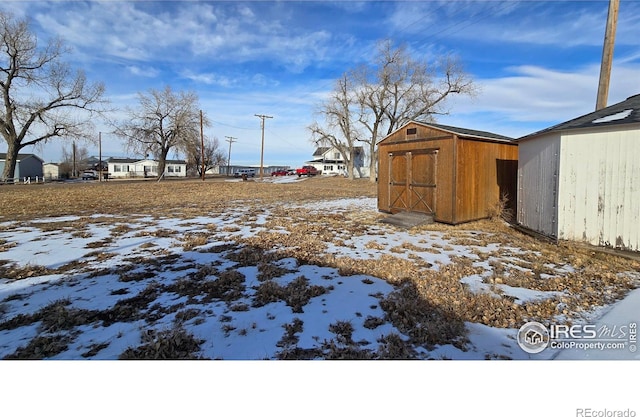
2;177;639;416
1;187;638;360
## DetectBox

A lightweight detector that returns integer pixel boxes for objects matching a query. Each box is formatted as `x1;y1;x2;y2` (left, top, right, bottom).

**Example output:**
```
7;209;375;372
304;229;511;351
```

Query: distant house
85;156;108;171
0;153;44;180
377;121;517;224
107;158;187;178
517;93;640;252
219;165;290;177
305;146;366;177
43;163;61;180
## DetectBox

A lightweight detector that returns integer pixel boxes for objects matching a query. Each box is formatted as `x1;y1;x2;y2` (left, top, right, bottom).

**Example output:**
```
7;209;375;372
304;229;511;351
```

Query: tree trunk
157;148;169;180
368;142;377;183
1;141;19;181
347;148;355;180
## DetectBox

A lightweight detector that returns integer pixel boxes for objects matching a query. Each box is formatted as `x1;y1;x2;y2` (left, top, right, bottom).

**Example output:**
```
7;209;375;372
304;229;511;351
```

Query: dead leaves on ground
1;178;639;359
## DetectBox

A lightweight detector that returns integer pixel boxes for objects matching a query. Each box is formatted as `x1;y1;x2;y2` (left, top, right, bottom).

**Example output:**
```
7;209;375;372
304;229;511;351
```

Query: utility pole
254;114;273;180
225;136;237;177
98;132;102;182
200;110;205;181
72;141;77;178
596;0;619;111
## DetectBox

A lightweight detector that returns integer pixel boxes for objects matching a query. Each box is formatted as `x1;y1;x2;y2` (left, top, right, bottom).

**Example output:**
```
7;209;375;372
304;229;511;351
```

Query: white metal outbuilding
517;93;640;252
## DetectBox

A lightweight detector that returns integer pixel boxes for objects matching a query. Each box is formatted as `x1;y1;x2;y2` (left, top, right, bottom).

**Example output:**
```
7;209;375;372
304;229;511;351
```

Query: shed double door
388;149;437;214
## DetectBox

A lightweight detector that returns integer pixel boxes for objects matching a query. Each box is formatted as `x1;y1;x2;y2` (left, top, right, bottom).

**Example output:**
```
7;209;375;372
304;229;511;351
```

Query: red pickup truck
296;166;320;177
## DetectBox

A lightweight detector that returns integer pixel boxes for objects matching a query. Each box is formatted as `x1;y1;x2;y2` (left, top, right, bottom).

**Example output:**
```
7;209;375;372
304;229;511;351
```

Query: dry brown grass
0;176;377;220
0;261;52;280
253;275;328;313
119;327;204;360
2;176;639;359
180;233;210;251
486;192;513;223
4;334;73;359
238;206;640;334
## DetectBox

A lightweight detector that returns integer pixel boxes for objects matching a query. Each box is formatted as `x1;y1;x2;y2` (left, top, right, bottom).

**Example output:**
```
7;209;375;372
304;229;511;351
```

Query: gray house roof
0;153;44;162
108;158;138;164
519;93;640;140
107;157;186;164
313;147;363;157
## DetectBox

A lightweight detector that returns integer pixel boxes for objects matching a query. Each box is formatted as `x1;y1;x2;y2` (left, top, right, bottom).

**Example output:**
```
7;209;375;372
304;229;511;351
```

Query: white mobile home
517;94;640;252
107;158;187;178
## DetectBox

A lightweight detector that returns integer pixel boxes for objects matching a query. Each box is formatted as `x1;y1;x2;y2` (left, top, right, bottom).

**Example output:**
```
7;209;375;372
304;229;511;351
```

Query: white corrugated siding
557;126;640;251
517;134;561;237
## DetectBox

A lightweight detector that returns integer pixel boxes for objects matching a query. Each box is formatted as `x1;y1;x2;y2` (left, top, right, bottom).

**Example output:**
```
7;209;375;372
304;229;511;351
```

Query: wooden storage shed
377;121;518;224
517;93;640;252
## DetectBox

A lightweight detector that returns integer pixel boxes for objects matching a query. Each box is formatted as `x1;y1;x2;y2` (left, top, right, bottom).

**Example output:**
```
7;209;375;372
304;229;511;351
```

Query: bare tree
311;40;477;181
308;73;361;180
116;85;204;178
185;136;226;177
358;41;477;181
58;142;89;178
0;11;107;180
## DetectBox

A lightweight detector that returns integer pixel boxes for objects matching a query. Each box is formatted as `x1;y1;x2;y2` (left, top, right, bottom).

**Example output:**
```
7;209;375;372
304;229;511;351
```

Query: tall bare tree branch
0;11;107;180
309;73;362;179
116;85;205;178
185;135;226;177
311;40;477;181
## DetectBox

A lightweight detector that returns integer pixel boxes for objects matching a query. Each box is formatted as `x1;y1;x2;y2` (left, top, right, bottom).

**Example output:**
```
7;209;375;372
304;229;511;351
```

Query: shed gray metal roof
422;122;514;142
519;93;640;140
387;121;513;143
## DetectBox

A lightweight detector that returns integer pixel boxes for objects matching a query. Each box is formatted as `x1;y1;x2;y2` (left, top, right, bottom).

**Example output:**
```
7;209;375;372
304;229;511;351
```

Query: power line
211;120;259;130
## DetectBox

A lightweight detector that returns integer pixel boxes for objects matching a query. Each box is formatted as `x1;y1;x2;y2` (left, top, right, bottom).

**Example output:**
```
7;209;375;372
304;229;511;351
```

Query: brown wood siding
454;139;518;223
378;128;456;223
378;122;518;225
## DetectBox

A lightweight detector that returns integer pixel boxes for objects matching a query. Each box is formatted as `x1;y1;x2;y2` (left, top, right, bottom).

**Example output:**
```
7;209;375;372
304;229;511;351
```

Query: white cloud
6;1;638;163
181;70;233;87
388;1;640;48
250;73;273;87
438;61;640;138
126;65;160;78
25;1;341;75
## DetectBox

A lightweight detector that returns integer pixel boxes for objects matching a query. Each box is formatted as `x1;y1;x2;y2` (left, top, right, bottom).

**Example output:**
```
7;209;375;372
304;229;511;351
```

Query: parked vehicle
286;169;296;176
271;170;288;177
81;170;98;180
234;169;256;178
296;166;319;177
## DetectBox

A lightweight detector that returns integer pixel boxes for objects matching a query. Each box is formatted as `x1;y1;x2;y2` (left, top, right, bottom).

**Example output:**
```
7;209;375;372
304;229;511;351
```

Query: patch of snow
0;196;638;364
592;109;633;123
497;284;563;305
29;216;82;223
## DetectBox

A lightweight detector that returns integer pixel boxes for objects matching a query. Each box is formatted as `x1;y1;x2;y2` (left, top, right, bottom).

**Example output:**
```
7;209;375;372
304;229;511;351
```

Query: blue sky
2;0;639;167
